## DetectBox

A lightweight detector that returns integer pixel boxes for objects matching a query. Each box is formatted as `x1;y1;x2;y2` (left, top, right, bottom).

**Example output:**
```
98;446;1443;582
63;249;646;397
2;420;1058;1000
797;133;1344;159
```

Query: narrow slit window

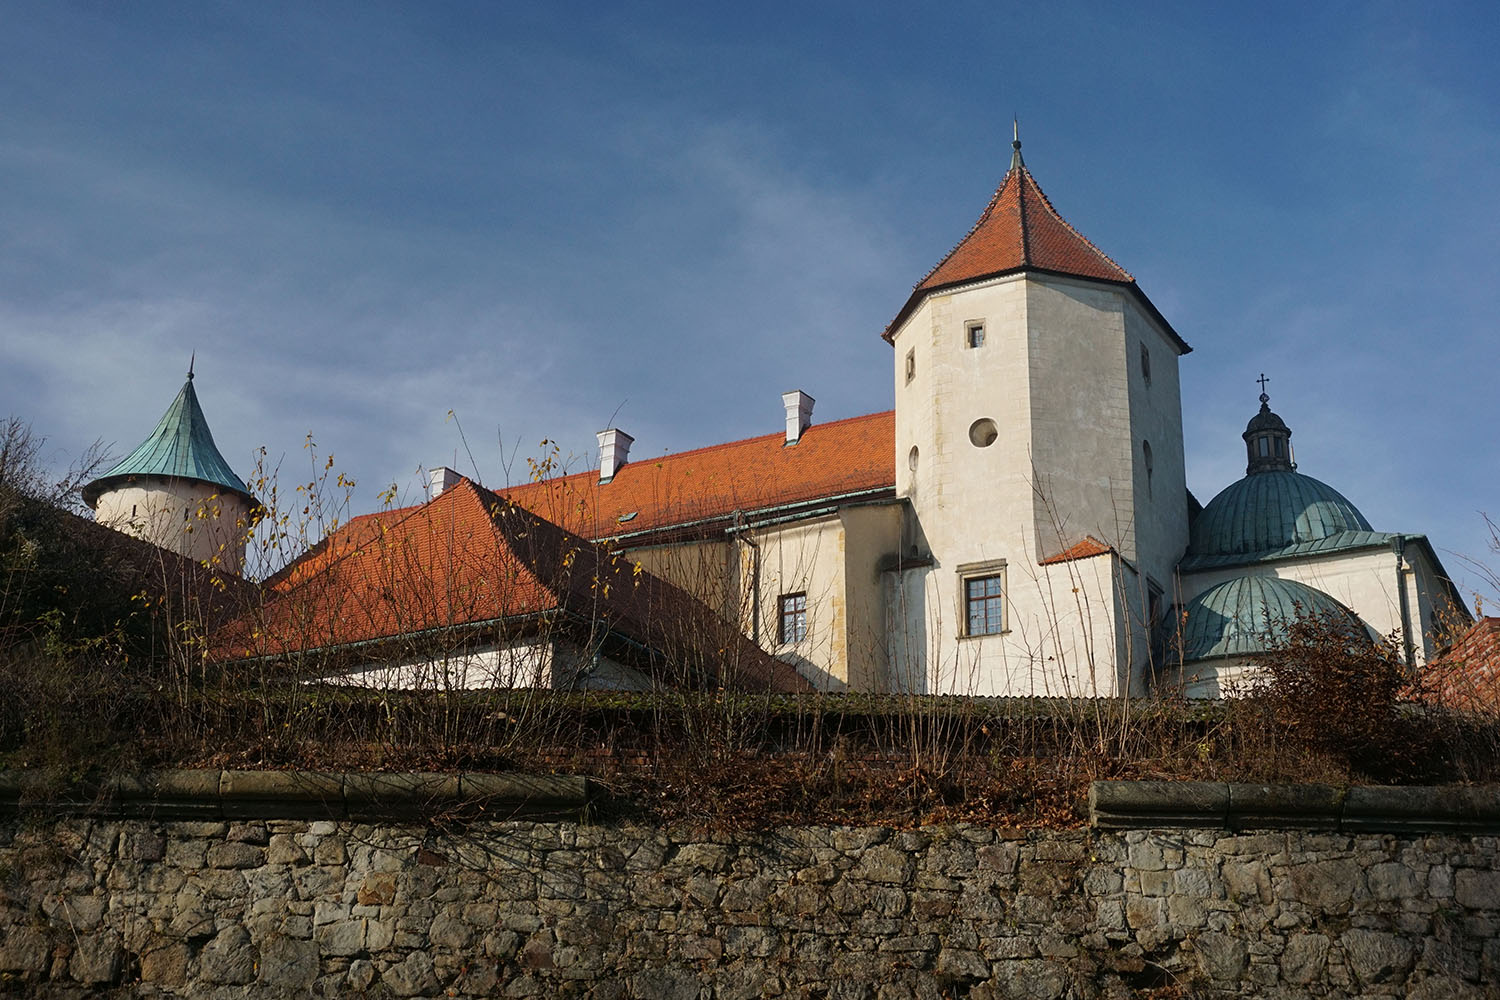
905;349;916;384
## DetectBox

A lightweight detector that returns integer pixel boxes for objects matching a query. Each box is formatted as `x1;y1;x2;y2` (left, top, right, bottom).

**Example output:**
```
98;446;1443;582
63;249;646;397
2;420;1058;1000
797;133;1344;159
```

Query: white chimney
781;390;815;445
597;428;634;483
429;466;461;498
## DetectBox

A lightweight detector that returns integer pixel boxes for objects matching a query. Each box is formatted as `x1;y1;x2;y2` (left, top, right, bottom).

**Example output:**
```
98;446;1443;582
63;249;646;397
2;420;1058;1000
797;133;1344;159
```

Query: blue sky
4;1;1499;602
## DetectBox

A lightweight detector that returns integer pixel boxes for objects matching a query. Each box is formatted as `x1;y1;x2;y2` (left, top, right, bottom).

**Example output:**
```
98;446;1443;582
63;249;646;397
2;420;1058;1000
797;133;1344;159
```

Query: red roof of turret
884;143;1189;354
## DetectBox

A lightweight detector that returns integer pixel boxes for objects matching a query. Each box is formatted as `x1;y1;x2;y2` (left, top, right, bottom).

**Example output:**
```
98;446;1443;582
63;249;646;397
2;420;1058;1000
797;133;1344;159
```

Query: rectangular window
904;349;916;384
964;574;1005;636
778;592;808;644
966;322;985;348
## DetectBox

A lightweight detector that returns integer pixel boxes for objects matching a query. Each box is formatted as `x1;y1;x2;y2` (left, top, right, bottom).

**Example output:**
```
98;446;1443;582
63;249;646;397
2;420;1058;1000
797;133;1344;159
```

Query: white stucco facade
93;478;255;574
316;638;651;691
883;270;1189;697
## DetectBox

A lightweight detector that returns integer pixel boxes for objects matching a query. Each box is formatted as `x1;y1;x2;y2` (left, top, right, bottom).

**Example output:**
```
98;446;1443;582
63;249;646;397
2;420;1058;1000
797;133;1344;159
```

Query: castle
85;138;1470;696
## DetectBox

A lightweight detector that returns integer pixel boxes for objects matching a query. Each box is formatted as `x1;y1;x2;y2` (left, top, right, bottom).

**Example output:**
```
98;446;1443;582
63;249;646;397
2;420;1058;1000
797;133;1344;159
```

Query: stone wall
2;813;1498;998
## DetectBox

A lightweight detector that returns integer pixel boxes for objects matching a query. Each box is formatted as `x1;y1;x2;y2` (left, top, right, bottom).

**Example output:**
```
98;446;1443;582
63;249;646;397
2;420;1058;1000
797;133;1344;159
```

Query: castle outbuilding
82;365;258;575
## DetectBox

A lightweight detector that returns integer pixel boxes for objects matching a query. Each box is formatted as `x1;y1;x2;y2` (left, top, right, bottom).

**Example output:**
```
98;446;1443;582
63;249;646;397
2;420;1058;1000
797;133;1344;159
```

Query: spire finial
1256;372;1269;405
188;352;196;381
1009;116;1024;171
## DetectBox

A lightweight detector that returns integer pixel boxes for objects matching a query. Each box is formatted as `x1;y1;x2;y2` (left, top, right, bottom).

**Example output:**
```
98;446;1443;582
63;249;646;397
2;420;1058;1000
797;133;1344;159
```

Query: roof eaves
882;266;1189;354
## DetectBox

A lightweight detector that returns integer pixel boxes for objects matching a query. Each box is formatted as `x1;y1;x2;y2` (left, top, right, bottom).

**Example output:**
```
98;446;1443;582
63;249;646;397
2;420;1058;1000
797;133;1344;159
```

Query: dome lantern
1243;374;1295;475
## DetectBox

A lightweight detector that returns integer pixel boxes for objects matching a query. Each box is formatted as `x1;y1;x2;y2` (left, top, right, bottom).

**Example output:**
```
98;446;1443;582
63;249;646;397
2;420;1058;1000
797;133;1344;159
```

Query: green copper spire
82;372;255;509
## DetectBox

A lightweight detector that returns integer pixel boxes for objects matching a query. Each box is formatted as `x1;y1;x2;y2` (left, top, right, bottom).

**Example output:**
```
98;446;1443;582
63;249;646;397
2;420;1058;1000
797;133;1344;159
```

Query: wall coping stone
0;769;591;822
1091;780;1500;833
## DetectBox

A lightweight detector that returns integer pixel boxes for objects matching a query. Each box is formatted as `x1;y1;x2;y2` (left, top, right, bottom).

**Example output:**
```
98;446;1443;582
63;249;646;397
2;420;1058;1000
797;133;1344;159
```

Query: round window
968;419;998;448
907;446;919;471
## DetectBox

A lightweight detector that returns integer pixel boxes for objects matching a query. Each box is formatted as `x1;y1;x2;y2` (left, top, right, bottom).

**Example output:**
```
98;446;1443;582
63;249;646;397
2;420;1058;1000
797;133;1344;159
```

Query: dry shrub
1240;610;1469;784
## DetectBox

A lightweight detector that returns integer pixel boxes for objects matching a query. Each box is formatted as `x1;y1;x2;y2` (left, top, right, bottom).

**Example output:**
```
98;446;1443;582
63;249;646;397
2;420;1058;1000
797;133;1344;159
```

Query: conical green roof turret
82;372;255;509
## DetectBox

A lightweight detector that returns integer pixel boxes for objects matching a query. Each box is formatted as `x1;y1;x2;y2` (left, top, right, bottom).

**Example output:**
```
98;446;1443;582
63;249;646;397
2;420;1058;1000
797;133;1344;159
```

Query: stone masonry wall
1;816;1498;998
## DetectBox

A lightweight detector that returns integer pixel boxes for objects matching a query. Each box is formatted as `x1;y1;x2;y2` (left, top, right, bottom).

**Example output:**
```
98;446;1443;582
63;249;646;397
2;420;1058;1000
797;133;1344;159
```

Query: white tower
82;364;258;574
883;135;1190;697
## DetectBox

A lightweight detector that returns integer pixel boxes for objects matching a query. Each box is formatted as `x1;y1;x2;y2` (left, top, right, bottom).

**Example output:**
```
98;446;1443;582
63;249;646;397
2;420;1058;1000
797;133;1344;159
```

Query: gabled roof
499;410;895;543
82;375;255;509
883;142;1189;353
242;479;809;692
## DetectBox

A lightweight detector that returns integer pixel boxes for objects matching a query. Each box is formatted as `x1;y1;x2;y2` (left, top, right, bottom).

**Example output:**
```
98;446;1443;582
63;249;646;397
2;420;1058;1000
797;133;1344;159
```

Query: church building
87;138;1470;696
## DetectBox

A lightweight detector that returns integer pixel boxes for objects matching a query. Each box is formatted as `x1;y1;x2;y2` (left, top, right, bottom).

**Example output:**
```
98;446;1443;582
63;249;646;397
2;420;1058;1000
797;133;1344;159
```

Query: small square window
964;574;1005;636
904;349;916;384
779;592;808;644
966;323;985;348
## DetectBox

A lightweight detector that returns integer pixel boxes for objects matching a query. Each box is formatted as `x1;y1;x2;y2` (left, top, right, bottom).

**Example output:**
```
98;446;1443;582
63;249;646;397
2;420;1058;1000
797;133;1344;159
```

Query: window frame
965;320;986;349
904;348;916;384
957;559;1008;638
778;591;808;645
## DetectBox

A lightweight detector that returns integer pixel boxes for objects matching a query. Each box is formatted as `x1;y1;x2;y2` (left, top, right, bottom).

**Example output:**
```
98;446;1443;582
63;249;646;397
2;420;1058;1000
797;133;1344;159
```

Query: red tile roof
235;480;810;691
1038;536;1114;566
1423;617;1500;714
498;410;896;543
884;151;1188;354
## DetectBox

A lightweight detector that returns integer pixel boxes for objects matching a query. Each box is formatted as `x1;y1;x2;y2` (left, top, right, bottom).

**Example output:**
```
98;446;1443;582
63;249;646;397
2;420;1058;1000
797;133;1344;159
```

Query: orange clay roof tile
236;479;810;691
497;410;895;541
1424;617;1500;714
884;152;1188;354
1038;536;1114;565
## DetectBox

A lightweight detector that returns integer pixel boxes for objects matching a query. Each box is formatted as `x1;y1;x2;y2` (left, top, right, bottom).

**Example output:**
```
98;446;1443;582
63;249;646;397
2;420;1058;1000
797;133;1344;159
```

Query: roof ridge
1016;167;1032;263
497;409;895;493
906;169;1018;295
1016;166;1132;282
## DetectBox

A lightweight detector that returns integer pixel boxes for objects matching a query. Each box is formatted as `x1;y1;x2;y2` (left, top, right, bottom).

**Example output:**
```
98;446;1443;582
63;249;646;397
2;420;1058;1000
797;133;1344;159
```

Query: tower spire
188;351;196;381
1010;116;1024;172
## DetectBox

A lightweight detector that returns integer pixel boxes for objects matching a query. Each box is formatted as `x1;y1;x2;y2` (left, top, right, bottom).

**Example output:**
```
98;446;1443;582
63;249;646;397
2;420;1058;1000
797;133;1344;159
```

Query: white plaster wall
1164;657;1263;700
1123;300;1190;588
319;639;556;690
1024;277;1136;562
885;550;1129;697
625;539;740;628
94;479;254;574
889;273;1160;697
837;502;905;691
749;514;850;690
623;505;904;693
316;639;651;691
1403;544;1468;660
